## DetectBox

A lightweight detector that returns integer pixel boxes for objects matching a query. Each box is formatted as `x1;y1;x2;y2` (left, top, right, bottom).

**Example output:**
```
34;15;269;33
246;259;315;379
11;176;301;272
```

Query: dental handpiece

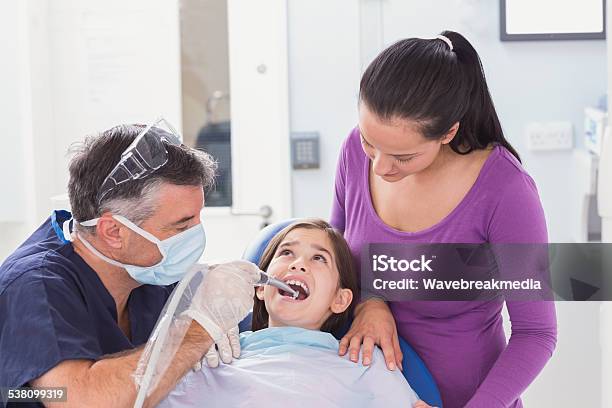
256;270;299;299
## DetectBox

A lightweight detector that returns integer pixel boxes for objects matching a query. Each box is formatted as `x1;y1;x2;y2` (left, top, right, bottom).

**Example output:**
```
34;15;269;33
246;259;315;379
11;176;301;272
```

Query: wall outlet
526;121;573;151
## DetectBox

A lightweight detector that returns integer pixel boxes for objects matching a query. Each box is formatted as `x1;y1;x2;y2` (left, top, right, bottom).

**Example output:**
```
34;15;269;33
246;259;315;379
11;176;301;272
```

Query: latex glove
184;260;261;343
207;326;241;368
192;326;241;371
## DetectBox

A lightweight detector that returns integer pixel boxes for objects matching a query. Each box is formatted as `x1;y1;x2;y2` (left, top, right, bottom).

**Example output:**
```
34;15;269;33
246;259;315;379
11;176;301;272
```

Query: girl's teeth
285;279;309;294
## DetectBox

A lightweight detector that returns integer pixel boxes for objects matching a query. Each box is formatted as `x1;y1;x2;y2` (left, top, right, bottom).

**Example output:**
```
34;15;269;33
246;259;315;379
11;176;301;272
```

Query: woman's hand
338;298;403;370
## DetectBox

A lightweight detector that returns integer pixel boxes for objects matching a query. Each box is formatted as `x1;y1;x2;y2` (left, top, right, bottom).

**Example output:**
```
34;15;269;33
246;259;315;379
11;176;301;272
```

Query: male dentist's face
116;183;204;267
257;228;350;330
358;104;455;182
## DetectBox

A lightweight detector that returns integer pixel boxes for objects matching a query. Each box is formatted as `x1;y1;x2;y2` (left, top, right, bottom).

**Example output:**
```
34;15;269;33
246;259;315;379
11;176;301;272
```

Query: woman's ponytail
442;31;520;161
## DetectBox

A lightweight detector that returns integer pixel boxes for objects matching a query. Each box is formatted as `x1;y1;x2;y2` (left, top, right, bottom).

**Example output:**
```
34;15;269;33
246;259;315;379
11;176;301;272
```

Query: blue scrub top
0;211;173;407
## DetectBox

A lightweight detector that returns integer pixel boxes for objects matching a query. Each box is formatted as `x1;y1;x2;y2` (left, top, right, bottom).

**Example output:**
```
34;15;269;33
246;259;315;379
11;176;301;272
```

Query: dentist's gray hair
68;124;217;235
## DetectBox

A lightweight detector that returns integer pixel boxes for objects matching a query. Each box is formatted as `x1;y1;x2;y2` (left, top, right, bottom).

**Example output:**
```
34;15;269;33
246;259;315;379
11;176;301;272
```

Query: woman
332;31;557;408
158;220;422;407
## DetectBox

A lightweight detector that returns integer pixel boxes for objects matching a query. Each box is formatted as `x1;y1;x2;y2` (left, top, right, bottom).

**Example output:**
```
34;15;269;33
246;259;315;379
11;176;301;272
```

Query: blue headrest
399;337;443;407
242;219;297;264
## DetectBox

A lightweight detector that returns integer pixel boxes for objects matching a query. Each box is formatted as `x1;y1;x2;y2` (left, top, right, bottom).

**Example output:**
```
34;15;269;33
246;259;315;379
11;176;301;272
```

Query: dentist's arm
31;321;213;408
31;261;261;408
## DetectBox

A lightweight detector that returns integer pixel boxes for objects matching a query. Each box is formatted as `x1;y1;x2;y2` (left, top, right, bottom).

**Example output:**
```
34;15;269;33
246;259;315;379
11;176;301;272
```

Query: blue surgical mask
77;214;206;285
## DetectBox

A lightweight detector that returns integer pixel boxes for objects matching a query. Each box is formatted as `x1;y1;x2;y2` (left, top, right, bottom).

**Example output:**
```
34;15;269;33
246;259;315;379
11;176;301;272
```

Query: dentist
332;31;557;407
0;120;260;407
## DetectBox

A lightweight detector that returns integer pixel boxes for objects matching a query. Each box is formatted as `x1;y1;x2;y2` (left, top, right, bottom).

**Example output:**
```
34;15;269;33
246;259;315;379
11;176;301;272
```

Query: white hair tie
435;35;453;51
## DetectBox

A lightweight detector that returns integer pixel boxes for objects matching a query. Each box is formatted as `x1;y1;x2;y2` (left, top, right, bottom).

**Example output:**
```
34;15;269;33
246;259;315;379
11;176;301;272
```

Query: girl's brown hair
251;219;357;335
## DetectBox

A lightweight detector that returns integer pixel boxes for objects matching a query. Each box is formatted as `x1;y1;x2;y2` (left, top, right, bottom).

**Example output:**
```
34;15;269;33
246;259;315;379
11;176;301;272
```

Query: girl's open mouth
279;279;310;300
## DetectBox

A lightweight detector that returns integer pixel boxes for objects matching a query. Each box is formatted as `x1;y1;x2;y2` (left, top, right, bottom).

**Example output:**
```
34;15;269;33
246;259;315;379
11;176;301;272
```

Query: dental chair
239;219;443;407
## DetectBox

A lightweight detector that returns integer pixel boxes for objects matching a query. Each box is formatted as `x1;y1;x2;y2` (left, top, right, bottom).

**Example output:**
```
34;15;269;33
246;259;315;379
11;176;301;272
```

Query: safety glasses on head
97;117;182;204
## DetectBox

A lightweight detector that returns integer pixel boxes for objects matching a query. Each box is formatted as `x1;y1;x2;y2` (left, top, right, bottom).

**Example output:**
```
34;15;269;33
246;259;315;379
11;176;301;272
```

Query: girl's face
358;104;458;182
256;228;353;330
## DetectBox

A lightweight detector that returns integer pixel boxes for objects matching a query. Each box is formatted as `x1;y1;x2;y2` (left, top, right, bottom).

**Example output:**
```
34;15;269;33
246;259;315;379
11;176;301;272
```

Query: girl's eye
177;225;189;232
279;249;292;256
313;254;327;263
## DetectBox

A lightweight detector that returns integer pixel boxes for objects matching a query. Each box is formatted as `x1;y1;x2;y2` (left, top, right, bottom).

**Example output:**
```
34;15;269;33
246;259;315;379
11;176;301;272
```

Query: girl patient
159;219;424;407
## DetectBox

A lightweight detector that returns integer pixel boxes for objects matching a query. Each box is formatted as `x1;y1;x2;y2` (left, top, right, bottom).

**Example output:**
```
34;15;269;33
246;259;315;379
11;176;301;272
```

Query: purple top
330;128;557;408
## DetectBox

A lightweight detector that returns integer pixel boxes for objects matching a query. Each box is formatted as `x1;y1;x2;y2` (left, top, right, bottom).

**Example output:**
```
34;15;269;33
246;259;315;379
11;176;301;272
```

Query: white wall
516;302;601;406
0;0;37;257
288;0;360;218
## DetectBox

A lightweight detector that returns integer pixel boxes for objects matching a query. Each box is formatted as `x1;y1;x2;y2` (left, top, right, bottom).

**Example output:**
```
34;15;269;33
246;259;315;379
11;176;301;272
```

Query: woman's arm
465;302;556;407
466;171;557;407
